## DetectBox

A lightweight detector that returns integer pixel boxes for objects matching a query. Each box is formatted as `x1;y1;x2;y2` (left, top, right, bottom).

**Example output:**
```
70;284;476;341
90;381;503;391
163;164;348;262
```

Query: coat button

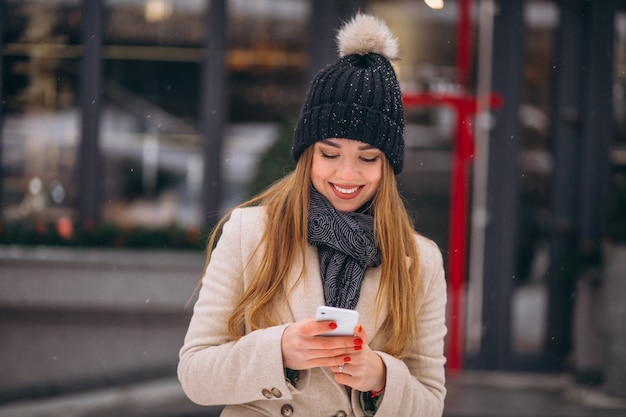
271;387;282;398
335;411;347;417
281;404;294;416
261;388;273;399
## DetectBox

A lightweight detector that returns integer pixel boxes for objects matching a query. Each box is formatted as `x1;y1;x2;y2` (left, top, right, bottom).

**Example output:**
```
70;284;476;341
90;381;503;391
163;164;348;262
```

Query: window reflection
1;0;311;232
2;0;81;224
100;0;207;228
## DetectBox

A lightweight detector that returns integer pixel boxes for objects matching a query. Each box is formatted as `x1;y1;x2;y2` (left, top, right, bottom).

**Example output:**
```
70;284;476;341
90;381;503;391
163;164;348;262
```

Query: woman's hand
281;318;361;371
330;325;386;393
281;320;386;394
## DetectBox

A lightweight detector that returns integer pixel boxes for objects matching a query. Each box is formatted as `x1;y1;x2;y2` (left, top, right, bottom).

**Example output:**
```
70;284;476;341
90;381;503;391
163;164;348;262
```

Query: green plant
247;120;296;198
0;221;206;250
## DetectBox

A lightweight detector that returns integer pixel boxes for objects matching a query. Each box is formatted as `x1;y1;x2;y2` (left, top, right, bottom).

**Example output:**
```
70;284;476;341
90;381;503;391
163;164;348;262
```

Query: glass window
1;0;312;240
510;0;558;356
369;0;460;247
100;0;207;229
100;0;311;229
2;0;82;225
228;0;309;122
223;0;309;211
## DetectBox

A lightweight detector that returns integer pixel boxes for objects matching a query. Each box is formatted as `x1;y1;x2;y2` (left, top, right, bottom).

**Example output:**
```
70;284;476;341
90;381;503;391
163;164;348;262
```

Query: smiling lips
332;183;362;198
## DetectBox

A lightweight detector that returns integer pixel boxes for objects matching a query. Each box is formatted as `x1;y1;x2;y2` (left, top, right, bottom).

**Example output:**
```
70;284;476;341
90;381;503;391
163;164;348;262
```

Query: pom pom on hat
337;13;399;60
293;13;405;174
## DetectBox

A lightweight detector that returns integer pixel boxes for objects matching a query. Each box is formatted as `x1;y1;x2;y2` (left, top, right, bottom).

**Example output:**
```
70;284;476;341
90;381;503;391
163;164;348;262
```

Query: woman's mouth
331;183;362;198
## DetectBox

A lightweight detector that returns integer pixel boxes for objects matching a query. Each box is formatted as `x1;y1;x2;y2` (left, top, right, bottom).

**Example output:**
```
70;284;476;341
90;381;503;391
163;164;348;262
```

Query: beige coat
178;207;447;417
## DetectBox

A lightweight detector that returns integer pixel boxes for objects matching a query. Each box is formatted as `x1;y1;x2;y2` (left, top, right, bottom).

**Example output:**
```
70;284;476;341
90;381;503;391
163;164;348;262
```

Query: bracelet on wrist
369;382;386;399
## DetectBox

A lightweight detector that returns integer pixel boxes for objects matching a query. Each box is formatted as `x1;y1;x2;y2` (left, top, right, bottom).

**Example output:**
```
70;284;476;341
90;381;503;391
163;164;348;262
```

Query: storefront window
2;0;82;225
100;0;207;229
1;0;310;236
369;0;459;247
99;0;310;229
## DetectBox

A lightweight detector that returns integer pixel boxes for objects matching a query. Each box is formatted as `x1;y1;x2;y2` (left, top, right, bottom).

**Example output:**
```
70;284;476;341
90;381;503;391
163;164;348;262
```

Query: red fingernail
354;345;362;351
354;338;363;345
344;356;351;362
356;325;363;333
329;322;337;330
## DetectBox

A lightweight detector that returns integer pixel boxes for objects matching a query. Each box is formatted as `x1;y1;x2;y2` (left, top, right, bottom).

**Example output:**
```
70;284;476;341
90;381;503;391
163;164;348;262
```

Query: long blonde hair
202;146;422;358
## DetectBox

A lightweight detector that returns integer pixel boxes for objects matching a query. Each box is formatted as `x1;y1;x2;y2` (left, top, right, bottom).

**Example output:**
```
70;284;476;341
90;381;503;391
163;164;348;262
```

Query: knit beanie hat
293;13;405;174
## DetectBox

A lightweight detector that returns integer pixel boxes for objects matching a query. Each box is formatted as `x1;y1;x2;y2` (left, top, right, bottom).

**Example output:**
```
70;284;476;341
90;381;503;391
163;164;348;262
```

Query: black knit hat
293;14;405;174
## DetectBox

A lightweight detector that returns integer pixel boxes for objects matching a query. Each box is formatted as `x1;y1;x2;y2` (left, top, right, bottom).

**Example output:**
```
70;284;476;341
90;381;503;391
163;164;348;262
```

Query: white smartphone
315;306;359;336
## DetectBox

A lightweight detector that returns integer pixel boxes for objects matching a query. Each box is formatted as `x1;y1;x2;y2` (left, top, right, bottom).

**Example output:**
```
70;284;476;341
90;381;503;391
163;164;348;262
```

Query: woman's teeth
334;185;359;194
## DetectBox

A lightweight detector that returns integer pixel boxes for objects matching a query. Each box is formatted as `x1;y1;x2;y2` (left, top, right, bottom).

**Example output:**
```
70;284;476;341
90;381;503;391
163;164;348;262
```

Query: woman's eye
321;152;339;159
360;155;380;163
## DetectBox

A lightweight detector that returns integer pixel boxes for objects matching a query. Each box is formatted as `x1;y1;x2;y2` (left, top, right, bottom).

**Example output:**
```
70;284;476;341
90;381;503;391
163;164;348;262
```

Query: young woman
178;13;447;417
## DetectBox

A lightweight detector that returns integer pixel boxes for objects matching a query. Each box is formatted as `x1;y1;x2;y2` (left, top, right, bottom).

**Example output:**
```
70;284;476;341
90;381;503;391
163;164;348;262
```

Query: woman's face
311;138;383;213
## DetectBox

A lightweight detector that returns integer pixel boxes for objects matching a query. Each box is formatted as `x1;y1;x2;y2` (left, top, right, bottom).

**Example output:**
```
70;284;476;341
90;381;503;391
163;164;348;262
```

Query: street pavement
1;371;626;417
444;372;626;417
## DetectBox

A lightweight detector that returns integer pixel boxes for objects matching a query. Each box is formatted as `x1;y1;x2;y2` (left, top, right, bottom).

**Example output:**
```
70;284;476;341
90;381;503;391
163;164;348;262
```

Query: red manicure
354;338;363;345
329;322;337;330
343;356;351;362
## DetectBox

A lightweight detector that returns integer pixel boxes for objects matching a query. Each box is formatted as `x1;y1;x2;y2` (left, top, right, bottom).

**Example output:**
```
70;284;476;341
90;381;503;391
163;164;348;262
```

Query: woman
178;13;447;417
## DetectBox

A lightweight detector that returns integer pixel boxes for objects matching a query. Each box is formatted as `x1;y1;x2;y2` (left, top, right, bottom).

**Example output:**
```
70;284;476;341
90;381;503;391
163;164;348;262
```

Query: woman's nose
337;160;357;181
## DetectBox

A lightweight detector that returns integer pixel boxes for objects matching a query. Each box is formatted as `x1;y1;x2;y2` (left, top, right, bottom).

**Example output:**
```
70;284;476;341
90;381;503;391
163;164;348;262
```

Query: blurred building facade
1;0;625;401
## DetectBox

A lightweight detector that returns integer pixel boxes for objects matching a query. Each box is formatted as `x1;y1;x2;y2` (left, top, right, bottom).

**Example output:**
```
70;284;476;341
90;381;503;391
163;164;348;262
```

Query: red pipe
447;0;473;372
446;112;473;372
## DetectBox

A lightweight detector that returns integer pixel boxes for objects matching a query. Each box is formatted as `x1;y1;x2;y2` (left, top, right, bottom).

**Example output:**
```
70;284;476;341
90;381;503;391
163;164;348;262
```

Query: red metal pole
446;111;474;371
447;0;473;372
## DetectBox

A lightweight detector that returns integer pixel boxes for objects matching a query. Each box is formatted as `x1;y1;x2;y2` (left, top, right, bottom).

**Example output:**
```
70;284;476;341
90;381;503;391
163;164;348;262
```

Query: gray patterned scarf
308;188;381;309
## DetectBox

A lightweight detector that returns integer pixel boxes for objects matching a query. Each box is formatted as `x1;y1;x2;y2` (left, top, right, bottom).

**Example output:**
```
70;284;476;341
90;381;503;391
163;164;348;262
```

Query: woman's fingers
330;325;386;393
353;324;368;344
281;319;362;370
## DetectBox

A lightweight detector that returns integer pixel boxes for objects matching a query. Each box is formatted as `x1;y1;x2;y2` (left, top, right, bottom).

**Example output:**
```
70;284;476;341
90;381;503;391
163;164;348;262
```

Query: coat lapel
286;244;325;322
355;266;387;339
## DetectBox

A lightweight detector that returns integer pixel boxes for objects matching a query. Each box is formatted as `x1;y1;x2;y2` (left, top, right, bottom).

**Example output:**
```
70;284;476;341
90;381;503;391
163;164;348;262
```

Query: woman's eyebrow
320;139;341;148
